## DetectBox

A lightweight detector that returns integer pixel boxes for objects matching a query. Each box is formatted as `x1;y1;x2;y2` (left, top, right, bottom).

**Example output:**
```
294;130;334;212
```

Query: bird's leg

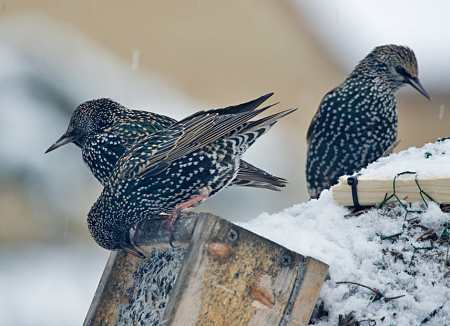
166;213;180;248
179;186;212;210
124;247;146;259
126;224;147;259
165;186;212;247
167;186;212;225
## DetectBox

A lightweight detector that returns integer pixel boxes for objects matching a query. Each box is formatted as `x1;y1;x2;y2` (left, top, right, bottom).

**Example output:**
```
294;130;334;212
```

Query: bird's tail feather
233;160;287;191
179;92;274;125
242;108;297;134
216;92;274;115
228;108;297;152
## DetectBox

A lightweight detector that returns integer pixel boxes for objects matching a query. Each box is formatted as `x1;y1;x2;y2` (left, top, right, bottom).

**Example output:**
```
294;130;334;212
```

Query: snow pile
241;191;450;324
356;138;450;180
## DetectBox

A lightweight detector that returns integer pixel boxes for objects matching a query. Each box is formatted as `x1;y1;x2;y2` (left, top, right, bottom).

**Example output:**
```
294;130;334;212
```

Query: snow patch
241;191;450;324
358;138;450;179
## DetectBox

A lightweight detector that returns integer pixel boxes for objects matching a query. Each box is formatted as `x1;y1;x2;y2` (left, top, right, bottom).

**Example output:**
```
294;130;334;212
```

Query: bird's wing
100;111;177;150
306;88;337;144
116;94;275;179
127;110;177;130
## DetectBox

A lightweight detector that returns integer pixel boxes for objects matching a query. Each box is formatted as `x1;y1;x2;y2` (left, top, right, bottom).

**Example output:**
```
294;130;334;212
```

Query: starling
45;95;287;190
87;98;296;254
306;44;430;199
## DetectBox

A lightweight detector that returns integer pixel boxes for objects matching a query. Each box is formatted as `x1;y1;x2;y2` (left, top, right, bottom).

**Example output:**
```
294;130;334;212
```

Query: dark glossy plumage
46;96;287;190
87;98;295;250
306;45;429;198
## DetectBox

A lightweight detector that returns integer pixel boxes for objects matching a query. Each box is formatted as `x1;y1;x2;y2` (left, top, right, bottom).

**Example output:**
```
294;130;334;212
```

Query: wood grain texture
84;213;328;326
84;251;141;326
332;176;450;207
285;258;329;326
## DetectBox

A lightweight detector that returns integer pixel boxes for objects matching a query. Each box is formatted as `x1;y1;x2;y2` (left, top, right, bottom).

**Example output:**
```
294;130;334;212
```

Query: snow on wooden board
332;138;450;206
241;191;450;325
357;138;450;179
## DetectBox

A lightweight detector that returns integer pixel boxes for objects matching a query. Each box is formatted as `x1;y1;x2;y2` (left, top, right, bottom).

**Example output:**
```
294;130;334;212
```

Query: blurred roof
296;0;450;94
0;0;342;106
0;1;448;239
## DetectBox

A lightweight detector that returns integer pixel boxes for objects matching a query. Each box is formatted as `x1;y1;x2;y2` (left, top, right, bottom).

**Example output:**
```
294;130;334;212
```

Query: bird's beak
45;133;75;153
407;76;431;100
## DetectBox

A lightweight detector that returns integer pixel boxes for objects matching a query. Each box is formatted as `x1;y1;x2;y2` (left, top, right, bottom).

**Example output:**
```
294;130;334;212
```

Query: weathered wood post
84;213;328;326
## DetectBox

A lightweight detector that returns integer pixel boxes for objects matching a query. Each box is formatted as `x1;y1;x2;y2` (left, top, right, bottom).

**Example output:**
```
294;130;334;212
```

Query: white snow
241;191;450;324
357;138;450;179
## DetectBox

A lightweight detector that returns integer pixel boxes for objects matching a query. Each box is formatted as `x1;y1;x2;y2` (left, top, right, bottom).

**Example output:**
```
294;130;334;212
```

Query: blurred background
0;0;448;324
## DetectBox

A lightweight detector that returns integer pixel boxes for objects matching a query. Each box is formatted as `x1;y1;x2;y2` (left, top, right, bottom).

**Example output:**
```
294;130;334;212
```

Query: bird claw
124;247;147;259
165;210;180;248
126;224;147;259
169;233;178;248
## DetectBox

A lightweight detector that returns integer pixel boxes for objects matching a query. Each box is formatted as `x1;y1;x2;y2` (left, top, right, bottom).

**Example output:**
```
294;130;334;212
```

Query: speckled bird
306;44;430;198
45;95;287;191
87;98;295;255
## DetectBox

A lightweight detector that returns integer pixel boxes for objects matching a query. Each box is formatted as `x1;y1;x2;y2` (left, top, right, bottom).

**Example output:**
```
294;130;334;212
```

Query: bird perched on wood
87;97;295;256
45;95;287;191
306;44;430;199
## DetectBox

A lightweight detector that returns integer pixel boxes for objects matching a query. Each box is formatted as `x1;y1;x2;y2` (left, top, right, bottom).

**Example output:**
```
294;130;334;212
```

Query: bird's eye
395;65;410;78
95;113;111;130
95;118;108;131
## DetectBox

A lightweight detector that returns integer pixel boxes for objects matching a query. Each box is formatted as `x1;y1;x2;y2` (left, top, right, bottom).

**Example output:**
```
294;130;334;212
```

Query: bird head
354;44;430;99
45;98;123;153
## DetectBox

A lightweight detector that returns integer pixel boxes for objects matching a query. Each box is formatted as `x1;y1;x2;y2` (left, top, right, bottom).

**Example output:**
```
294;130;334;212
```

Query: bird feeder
332;175;450;207
84;213;328;326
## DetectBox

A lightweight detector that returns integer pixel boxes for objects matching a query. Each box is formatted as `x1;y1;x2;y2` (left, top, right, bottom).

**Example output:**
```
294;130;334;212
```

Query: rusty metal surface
84;213;328;326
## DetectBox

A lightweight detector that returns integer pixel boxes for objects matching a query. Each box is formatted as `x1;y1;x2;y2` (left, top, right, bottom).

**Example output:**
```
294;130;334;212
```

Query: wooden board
84;213;328;326
332;175;450;207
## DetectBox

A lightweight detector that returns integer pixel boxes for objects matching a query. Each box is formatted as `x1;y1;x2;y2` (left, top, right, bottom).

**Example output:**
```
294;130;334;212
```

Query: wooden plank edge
83;251;119;326
284;257;328;326
332;176;450;206
161;215;214;325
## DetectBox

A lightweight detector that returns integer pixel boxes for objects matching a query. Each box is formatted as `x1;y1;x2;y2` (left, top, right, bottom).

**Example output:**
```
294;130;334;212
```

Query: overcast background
0;1;449;325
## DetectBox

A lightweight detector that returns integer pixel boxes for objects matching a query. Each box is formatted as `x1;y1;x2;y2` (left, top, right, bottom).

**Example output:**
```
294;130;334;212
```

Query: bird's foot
126;224;147;259
124;247;147;259
164;209;183;248
175;186;212;211
165;186;212;247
